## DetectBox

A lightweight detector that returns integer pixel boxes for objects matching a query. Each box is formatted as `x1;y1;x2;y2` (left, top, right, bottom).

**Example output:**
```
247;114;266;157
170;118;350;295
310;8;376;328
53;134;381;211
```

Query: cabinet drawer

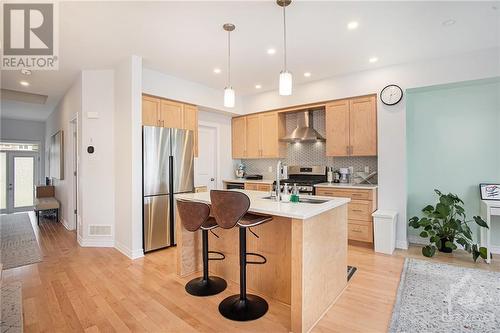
315;188;373;201
348;223;373;243
257;184;272;192
244;183;258;191
348;200;373;221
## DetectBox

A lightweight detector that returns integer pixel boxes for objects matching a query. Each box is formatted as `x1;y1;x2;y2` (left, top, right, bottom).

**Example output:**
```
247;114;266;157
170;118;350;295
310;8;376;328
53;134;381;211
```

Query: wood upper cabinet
160;100;183;129
326;99;350;156
232;117;247;158
260;112;284;158
183;104;198;157
231;112;285;159
326;95;377;157
142;96;160;126
142;95;199;157
349;96;377;156
245;114;261;158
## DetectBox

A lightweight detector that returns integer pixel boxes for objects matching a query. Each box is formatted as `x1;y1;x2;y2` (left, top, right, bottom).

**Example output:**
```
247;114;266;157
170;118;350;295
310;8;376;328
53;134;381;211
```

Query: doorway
194;123;219;190
0;143;40;214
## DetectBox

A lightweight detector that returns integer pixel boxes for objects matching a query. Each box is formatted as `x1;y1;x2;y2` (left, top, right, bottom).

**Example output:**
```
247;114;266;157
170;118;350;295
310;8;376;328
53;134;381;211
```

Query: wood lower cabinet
141;94;198;157
316;187;377;244
326;95;377;157
244;183;273;192
231;112;285;159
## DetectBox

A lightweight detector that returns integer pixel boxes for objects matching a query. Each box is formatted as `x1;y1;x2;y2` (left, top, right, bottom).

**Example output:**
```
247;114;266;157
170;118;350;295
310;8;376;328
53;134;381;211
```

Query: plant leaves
422;205;434;215
420;231;429;238
445;241;454;249
435;203;450;218
434;189;442;196
473;250;480;262
422;245;436;258
473;216;489;229
479;247;488;259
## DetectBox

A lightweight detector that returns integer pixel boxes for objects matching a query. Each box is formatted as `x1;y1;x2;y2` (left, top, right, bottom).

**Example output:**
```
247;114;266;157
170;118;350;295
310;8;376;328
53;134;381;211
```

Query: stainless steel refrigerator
142;126;194;252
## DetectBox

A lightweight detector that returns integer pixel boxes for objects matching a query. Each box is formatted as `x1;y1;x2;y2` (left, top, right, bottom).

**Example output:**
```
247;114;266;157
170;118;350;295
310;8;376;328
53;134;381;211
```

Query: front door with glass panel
0;145;39;214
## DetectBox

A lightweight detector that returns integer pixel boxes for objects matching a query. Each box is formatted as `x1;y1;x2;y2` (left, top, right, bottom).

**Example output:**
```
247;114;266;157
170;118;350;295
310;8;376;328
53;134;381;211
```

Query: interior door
195;125;217;190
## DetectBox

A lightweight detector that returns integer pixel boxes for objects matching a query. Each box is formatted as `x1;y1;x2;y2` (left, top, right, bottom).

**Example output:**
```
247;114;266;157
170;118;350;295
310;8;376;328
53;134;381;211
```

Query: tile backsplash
241;110;378;181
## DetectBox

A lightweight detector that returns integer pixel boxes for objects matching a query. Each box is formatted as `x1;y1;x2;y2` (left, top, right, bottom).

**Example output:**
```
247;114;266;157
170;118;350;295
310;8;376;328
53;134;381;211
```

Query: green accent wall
407;77;500;244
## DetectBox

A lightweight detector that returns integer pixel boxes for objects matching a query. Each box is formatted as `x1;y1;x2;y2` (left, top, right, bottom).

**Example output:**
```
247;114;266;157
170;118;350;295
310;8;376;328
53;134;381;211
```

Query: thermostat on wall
87;112;99;119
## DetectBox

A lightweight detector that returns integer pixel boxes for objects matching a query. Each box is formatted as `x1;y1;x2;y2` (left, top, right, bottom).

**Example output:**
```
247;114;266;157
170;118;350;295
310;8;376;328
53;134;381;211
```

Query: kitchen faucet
275;160;282;202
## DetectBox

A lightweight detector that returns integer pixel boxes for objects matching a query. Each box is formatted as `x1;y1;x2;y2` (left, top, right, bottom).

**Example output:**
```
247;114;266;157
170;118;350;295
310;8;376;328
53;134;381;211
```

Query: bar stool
177;199;227;296
210;190;272;321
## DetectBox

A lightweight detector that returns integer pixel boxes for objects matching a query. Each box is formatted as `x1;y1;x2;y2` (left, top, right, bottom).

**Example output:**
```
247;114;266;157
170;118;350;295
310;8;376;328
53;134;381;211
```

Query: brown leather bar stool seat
210;190;272;321
176;199;227;297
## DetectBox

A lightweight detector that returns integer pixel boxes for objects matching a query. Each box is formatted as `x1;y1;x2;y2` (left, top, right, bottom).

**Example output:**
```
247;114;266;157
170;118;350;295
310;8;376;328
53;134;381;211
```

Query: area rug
0;282;23;333
389;258;500;333
0;214;42;269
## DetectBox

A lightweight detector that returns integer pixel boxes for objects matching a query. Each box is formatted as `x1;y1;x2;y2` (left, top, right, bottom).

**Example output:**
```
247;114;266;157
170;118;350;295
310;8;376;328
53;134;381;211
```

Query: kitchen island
175;190;350;333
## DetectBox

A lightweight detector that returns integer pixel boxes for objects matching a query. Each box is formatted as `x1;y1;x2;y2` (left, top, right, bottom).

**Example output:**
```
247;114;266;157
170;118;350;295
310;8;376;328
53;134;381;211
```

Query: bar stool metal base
218;294;268;321
185;276;227;297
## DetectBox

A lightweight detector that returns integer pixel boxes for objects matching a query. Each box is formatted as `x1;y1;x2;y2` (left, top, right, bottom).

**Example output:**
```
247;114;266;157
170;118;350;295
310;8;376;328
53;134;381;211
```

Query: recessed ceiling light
347;21;359;30
442;19;456;26
213;68;221;74
369;57;378;63
19;80;30;86
255;84;262;89
267;48;276;55
303;72;311;77
21;68;32;76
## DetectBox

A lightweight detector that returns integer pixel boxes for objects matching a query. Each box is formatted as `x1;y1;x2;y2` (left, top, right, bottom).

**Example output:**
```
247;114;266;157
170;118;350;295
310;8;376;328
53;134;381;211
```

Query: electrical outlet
268;166;273;173
364;166;370;173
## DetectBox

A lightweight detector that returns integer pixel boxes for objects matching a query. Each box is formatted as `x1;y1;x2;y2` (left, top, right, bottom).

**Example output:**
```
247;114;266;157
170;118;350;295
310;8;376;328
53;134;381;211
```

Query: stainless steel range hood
280;111;325;142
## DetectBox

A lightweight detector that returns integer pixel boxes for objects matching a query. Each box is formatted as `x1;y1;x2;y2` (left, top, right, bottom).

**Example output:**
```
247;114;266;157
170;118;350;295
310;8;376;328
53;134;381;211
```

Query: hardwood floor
3;212;499;333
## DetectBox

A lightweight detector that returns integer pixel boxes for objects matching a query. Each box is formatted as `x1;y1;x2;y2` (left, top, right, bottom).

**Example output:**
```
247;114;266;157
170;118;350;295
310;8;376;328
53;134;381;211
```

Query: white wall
197;108;239;189
0;118;46;183
45;74;82;230
242;47;500;249
114;56;144;259
142;68;245;115
78;70;115;247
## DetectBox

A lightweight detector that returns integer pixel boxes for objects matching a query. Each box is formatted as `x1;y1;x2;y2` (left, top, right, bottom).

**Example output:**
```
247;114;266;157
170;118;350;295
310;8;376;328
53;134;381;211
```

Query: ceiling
1;1;499;121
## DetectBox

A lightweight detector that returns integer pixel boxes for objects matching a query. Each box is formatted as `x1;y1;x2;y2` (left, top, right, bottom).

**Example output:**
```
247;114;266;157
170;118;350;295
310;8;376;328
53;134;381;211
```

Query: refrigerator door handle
168;155;175;246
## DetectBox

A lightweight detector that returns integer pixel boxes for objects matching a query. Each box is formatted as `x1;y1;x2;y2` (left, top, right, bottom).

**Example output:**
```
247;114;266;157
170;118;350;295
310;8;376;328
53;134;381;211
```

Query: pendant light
277;0;292;96
223;23;235;108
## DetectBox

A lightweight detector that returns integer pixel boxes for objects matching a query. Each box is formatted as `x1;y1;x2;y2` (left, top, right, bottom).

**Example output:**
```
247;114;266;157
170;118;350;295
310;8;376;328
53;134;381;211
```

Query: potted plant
408;189;489;262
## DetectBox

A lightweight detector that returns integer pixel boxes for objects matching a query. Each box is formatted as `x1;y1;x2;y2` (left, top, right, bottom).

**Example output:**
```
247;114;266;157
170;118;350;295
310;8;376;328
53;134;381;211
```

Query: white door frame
3;151;39;213
197;121;221;189
69;115;80;234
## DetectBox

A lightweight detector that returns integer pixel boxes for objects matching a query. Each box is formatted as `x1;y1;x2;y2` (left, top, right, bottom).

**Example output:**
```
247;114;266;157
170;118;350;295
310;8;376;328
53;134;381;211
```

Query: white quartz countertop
314;183;378;189
176;190;350;220
223;179;275;184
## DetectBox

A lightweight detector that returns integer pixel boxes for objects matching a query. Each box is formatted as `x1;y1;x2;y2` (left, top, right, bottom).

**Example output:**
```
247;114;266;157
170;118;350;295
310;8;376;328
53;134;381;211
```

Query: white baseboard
396;239;409;250
60;218;74;231
408;235;429;245
77;236;114;247
490;246;500;255
114;240;144;259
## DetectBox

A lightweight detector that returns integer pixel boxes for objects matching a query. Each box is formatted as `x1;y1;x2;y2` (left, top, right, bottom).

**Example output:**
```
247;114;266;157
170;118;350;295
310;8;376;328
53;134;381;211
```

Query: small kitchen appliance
235;163;246;178
339;168;350;183
273;165;327;195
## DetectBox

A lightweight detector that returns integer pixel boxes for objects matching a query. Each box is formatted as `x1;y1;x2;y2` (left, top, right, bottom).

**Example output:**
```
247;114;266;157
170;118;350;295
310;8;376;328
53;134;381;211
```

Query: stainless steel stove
274;165;327;195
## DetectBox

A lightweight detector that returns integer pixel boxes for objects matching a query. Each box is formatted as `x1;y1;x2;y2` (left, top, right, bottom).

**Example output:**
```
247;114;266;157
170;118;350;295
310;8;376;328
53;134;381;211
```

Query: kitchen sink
260;196;329;204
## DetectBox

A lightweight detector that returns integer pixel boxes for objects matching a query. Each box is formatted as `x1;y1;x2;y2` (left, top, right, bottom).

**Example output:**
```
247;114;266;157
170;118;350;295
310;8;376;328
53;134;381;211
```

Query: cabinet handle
352;209;364;213
351;229;362;233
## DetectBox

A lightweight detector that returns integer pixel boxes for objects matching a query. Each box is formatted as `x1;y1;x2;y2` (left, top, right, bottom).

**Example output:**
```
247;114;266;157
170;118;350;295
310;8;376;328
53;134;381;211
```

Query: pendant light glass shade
279;70;292;96
224;86;235;107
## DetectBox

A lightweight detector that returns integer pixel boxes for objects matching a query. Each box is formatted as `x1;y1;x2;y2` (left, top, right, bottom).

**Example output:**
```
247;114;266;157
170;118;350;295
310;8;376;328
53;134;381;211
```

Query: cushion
35;197;60;211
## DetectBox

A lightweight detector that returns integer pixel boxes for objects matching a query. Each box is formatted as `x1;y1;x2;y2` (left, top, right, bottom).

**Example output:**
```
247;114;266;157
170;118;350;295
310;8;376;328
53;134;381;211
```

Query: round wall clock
380;84;403;106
